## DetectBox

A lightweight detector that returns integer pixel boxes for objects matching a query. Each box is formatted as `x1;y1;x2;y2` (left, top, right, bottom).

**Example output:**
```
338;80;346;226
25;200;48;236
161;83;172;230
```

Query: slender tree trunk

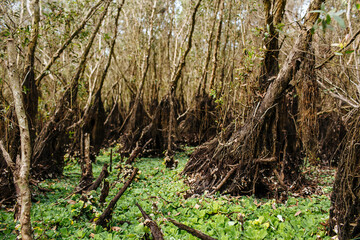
299;45;319;164
259;0;286;88
7;38;33;240
166;0;202;162
23;0;40;147
128;0;157;131
208;0;225;92
79;0;125;157
4;0;41;238
35;0;104;86
196;0;221;96
78;132;93;188
119;0;157;151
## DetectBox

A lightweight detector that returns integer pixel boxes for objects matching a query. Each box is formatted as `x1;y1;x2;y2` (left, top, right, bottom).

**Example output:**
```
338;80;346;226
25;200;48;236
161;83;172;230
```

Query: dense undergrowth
0;147;334;239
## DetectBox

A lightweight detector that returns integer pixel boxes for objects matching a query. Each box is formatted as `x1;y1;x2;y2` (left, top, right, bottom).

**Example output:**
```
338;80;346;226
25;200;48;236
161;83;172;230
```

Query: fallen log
136;203;164;240
95;168;138;227
167;218;217;240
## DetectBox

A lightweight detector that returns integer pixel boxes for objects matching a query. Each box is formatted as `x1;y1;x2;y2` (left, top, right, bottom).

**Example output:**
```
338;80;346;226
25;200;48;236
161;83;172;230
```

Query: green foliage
311;3;346;33
0;148;332;239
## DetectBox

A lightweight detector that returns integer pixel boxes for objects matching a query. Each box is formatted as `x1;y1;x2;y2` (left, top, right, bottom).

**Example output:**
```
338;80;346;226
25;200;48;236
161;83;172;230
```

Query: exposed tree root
330;112;360;240
118;100;150;153
317;111;346;166
133;94;182;156
179;94;217;145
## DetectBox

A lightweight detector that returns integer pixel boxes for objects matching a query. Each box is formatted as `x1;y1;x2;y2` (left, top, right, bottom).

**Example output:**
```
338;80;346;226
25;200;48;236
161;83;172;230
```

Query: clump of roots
330;110;360;239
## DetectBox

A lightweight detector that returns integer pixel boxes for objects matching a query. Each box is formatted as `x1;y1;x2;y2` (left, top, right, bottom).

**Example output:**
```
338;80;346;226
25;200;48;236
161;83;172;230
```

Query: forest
0;0;359;239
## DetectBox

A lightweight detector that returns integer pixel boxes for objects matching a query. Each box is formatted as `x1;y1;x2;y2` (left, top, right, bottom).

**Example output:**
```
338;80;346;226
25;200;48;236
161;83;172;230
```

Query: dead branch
136;203;164;240
315;28;360;70
255;157;277;163
210;164;239;194
35;0;104;85
87;163;109;192
0;140;16;173
167;218;217;240
125;139;152;165
95;168;138;227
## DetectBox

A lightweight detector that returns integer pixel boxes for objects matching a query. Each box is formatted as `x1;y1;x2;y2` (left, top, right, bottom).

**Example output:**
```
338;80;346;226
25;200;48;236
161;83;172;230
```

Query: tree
124;0;203;166
183;0;325;197
1;0;41;238
32;0;111;179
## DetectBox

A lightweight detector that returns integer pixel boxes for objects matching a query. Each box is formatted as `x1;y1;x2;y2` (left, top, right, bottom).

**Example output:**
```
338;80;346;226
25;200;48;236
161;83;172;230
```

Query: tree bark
136;203;164;240
330;114;360;239
7;38;33;240
299;45;319;164
208;0;225;92
259;0;287;88
168;218;217;240
22;0;40;147
79;133;93;187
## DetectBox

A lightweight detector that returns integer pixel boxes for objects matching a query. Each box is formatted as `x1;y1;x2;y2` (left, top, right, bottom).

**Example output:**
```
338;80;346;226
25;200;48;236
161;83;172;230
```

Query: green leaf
309;10;324;13
321;20;327;31
345;50;354;54
326;14;331;24
331;14;346;28
321;2;326;11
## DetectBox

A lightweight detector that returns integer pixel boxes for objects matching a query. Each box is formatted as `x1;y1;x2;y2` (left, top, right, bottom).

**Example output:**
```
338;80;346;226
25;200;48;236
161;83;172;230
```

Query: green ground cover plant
0;148;332;239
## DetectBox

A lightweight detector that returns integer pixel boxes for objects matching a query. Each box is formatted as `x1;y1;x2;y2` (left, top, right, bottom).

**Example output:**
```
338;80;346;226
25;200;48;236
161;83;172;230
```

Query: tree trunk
165;0;202;165
79;133;93;188
208;0;225;92
259;0;287;88
23;0;40;148
180;0;224;145
7;38;33;240
182;0;324;196
196;0;221;96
